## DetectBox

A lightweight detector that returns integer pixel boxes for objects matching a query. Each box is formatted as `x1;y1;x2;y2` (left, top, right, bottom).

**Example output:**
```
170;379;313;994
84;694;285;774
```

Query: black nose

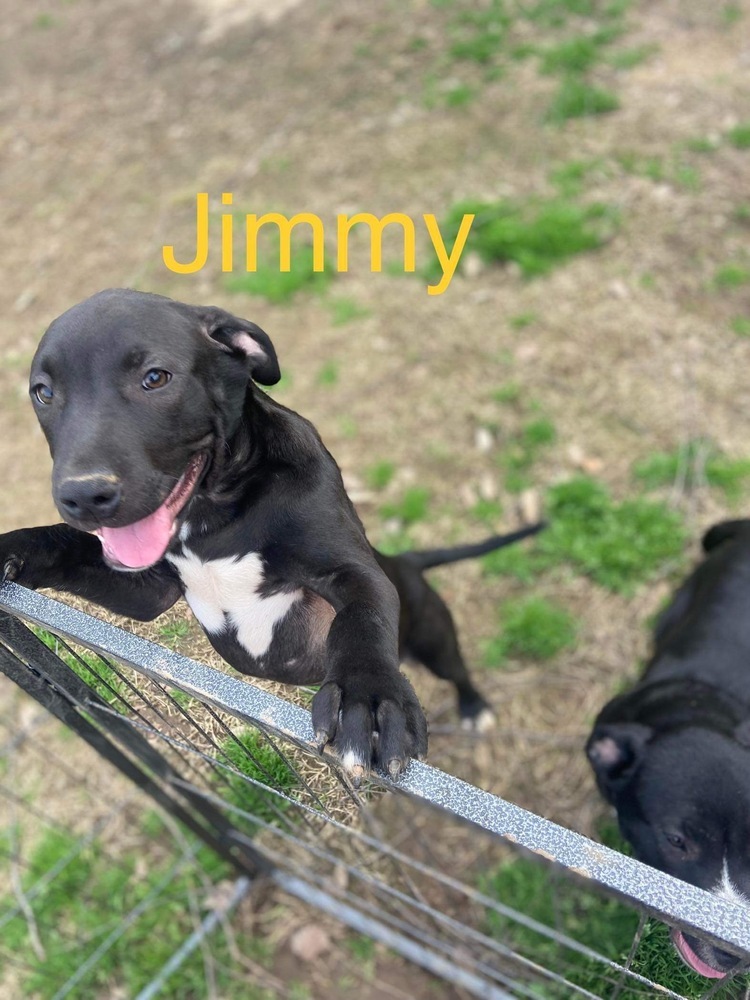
58;475;122;522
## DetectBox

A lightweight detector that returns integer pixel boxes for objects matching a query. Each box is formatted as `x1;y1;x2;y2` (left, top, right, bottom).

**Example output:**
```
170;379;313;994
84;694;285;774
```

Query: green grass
339;415;358;438
538;33;613;76
482;544;539;583
158;620;190;645
316;360;339;387
432;196;618;279
549;157;608;196
522;416;556;447
480;475;686;592
34;628;128;712
329;296;371;325
220;728;298;827
381;486;431;525
683;136;719;154
0;824;259;1000
448;0;509;65
499;415;558;492
375;526;416;556
722;2;743;26
485;596;577;666
539;476;686;592
444;82;476;106
481;854;712;998
727;122;750;150
731;316;750;337
471;497;504;527
614;151;702;190
714;262;750;288
606;43;657;69
223;244;332;304
634;440;750;503
492;381;522;404
509;312;538;329
366;460;396;491
545;76;620;123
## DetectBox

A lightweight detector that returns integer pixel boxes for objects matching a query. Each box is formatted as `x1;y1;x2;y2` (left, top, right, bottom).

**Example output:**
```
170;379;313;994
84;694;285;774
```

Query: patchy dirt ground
1;0;750;994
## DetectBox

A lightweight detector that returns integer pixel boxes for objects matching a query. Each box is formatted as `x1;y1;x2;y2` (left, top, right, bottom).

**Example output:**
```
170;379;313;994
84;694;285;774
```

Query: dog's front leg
0;524;181;621
310;564;428;779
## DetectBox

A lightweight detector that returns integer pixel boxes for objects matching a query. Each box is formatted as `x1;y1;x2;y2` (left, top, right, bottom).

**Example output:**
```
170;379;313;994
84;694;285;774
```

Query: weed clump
485;596;578;666
435;196;618;278
633;440;750;503
482;476;686;593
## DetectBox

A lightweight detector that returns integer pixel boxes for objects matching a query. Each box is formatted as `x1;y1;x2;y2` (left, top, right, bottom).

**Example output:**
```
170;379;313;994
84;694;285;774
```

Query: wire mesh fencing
1;580;749;1000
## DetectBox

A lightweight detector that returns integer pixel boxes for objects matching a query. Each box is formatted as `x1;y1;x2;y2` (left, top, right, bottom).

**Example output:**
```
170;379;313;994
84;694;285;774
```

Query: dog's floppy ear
586;723;653;795
195;306;281;386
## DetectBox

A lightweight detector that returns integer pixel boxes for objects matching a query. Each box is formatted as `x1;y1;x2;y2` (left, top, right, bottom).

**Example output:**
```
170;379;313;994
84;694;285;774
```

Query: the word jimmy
162;193;475;296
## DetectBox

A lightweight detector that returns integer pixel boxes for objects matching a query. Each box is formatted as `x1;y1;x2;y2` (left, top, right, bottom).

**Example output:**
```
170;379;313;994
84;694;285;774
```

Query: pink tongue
672;931;726;980
97;502;175;569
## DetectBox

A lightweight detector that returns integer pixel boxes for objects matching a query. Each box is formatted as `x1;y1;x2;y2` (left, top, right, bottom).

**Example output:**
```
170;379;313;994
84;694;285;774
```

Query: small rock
581;456;604;474
474;426;494;453
518;488;542;524
460;483;477;508
609;279;629;300
567;443;585;466
515;342;540;362
289;924;332;962
478;472;498;501
462;251;484;280
14;288;36;313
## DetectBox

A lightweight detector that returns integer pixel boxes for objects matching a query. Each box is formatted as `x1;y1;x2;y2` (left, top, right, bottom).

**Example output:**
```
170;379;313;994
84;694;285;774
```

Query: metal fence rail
1;580;749;1000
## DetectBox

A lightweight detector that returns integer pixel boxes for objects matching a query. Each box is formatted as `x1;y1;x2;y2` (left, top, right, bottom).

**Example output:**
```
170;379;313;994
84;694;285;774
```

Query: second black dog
587;519;750;979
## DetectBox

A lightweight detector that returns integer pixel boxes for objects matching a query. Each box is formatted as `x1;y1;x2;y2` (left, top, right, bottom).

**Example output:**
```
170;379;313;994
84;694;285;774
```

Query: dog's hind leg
402;586;495;732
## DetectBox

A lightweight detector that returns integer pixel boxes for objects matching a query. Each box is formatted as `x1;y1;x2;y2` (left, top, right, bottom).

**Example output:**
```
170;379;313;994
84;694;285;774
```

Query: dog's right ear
586;723;653;794
195;306;281;386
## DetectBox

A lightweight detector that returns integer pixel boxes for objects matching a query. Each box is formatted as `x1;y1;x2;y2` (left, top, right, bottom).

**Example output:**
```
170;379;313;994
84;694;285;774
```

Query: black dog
587;520;750;979
0;288;542;778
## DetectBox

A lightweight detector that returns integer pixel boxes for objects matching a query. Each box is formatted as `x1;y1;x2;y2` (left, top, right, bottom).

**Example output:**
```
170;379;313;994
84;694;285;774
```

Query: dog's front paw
311;669;428;782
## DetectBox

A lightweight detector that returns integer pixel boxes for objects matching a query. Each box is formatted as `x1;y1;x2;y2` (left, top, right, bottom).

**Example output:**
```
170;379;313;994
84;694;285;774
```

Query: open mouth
93;452;207;571
671;930;727;980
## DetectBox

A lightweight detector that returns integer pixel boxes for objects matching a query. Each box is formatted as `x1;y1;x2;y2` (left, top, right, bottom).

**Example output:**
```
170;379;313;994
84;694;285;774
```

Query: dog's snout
58;474;122;522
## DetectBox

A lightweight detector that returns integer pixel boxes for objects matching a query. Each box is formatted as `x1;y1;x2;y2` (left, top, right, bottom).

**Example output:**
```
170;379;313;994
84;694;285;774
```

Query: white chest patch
713;858;750;908
167;549;303;658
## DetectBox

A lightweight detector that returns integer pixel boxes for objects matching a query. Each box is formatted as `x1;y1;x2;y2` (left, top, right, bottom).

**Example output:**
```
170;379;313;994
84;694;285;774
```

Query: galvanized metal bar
273;872;518;1000
2;581;749;961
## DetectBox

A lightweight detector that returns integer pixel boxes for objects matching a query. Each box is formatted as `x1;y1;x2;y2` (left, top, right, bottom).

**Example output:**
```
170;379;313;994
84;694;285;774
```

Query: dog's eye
665;832;687;852
142;369;172;391
33;384;54;405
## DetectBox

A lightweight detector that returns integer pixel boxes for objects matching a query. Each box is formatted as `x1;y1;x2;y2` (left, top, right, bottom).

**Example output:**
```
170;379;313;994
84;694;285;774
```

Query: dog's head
587;721;750;978
29;288;280;570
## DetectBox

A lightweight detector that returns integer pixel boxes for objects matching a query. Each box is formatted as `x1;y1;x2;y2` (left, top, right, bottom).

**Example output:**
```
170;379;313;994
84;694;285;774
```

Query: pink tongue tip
672;931;727;980
97;502;175;569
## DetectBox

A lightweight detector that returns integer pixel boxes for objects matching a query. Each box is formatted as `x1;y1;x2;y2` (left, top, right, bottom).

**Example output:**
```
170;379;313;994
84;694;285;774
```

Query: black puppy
587;520;750;979
0;288;542;778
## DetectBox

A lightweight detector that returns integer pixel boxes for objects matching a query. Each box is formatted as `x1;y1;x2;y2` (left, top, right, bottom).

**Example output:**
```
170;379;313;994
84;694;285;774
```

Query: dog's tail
400;521;546;572
702;519;750;553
